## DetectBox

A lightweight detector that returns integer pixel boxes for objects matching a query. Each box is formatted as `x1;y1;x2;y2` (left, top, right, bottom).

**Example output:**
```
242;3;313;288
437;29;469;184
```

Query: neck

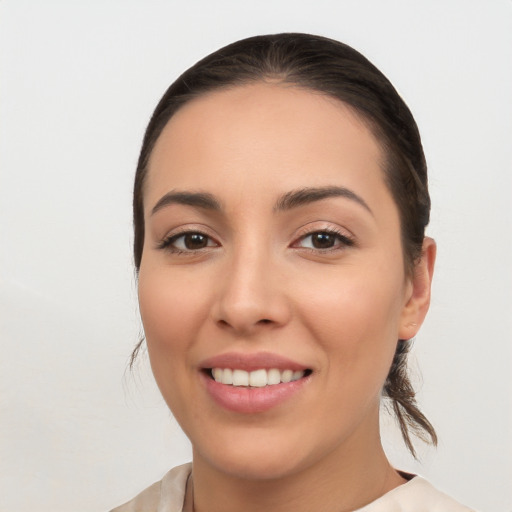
190;422;405;512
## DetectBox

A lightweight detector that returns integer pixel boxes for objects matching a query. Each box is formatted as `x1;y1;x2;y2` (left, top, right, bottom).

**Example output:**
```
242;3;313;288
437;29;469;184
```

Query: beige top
110;463;475;512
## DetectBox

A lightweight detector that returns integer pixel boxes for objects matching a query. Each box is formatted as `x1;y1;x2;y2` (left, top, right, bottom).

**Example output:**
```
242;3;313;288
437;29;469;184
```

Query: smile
199;353;313;413
211;368;308;387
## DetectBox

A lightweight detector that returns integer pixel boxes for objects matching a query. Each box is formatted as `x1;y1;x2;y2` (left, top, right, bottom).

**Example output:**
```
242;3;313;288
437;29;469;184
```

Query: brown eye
183;233;209;249
159;231;218;252
311;232;337;249
295;230;354;251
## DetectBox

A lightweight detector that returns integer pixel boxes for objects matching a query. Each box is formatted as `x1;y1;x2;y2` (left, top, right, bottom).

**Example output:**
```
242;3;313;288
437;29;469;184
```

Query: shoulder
109;463;192;512
356;476;476;512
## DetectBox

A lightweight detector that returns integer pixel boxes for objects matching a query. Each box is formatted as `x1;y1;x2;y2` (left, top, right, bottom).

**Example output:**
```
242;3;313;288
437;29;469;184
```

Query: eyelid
156;225;221;252
291;224;355;251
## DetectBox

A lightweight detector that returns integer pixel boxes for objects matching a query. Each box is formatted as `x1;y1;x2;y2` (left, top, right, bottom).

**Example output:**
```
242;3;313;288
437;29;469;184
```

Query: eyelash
157;228;354;254
157;230;218;254
293;228;355;252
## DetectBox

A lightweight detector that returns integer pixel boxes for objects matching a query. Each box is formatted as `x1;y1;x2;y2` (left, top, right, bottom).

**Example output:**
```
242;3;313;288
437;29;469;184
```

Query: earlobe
399;237;436;340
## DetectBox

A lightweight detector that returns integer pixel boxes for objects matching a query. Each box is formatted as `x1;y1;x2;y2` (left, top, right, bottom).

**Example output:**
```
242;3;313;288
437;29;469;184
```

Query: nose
212;247;291;335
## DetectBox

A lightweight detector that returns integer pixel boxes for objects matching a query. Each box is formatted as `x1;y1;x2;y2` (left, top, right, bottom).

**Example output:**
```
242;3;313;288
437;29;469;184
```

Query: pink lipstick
199;352;312;414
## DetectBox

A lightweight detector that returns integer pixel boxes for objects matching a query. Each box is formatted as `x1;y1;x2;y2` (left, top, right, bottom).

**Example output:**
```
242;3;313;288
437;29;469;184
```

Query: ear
399;237;436;340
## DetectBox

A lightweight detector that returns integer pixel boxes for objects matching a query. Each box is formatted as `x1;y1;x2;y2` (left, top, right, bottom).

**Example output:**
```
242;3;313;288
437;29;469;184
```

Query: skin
138;83;435;512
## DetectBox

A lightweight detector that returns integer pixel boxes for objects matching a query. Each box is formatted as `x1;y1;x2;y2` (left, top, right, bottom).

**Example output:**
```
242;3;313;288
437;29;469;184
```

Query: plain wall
1;1;511;511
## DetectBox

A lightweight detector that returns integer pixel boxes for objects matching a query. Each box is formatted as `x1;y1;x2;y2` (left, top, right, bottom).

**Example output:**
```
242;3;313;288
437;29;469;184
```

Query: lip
199;352;312;414
199;351;309;372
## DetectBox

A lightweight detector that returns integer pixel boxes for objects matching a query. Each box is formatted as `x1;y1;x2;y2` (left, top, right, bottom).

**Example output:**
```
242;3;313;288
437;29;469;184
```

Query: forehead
145;83;387;208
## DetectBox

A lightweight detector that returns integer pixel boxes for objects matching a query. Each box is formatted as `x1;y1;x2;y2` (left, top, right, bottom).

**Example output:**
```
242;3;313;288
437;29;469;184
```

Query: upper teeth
211;368;305;387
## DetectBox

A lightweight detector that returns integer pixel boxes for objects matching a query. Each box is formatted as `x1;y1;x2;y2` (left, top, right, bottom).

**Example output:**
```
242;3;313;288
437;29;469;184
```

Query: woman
112;33;474;511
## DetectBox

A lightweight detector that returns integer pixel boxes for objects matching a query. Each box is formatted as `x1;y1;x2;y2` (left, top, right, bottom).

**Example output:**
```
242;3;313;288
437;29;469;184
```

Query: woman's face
138;83;420;479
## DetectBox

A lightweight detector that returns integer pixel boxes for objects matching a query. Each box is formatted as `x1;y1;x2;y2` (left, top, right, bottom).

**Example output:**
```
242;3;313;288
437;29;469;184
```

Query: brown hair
131;33;436;457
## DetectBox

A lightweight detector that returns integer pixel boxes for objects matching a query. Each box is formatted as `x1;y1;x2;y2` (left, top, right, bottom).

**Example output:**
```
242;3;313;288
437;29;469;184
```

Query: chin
192;426;331;482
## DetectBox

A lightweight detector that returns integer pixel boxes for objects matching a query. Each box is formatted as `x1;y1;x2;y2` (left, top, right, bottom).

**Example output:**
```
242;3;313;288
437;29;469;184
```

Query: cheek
298;263;405;382
137;265;209;383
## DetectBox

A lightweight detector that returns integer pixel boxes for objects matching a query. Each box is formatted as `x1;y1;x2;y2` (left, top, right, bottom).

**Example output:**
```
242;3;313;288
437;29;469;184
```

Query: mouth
206;368;313;387
199;352;313;413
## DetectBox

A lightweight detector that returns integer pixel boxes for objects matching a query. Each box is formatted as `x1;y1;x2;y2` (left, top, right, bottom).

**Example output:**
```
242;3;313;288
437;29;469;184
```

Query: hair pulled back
132;33;436;457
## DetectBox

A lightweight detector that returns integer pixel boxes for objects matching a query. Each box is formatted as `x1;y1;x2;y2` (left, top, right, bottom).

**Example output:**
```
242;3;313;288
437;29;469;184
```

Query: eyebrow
274;186;373;215
151;191;222;216
150;185;372;217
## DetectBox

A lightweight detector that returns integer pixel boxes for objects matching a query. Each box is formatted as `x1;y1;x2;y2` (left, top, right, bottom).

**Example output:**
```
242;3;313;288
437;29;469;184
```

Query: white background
1;1;511;511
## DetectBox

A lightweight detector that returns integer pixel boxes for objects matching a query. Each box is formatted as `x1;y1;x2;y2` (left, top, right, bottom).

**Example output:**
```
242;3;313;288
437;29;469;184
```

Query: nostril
259;319;272;324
